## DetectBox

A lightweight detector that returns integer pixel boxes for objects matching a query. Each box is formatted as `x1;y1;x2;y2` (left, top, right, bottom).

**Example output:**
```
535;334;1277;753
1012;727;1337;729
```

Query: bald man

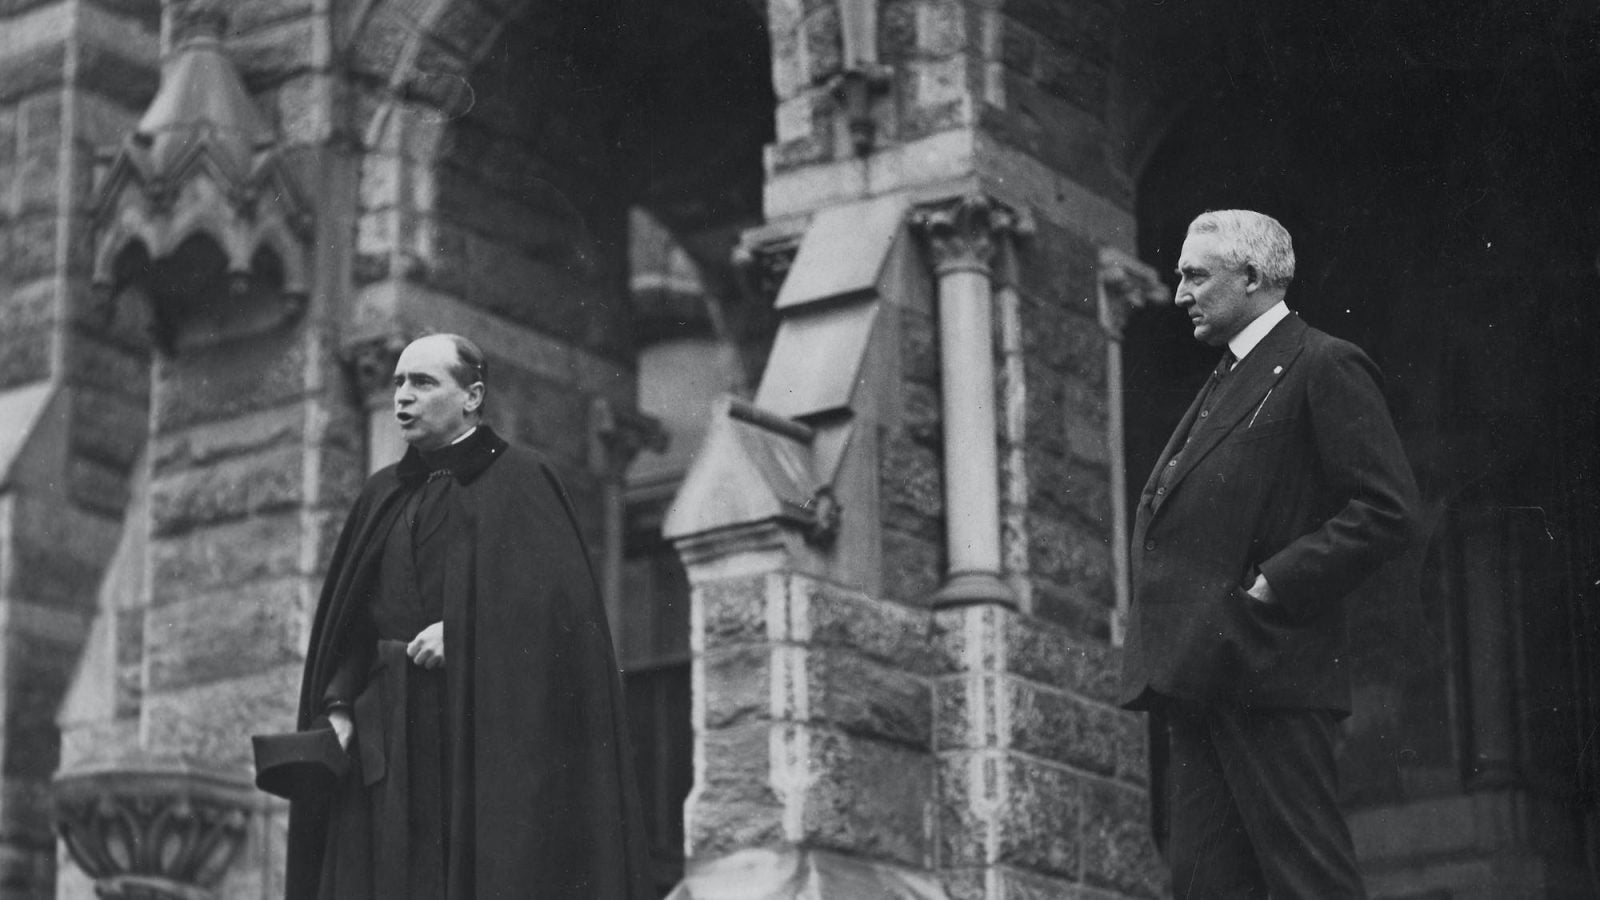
278;334;651;899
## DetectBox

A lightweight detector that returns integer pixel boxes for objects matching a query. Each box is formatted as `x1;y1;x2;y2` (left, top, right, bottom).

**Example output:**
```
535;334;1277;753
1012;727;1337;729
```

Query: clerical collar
396;425;508;486
1228;300;1291;365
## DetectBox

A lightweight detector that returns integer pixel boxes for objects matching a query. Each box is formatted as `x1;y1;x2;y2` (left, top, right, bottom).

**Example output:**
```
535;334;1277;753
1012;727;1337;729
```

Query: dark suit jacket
1120;313;1418;713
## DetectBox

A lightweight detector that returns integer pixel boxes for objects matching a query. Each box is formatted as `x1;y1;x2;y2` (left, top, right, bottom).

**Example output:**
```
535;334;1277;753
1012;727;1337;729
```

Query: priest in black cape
279;333;652;899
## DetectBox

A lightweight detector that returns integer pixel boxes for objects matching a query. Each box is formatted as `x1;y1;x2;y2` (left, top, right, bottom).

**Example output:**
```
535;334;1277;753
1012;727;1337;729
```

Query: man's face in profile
1175;231;1255;346
392;337;479;451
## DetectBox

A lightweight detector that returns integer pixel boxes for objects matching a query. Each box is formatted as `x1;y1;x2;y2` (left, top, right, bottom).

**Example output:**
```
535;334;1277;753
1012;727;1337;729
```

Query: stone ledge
668;845;949;900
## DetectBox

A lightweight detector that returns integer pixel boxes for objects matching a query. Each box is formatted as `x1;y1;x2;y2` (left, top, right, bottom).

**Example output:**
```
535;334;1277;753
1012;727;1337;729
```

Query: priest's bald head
392;333;488;452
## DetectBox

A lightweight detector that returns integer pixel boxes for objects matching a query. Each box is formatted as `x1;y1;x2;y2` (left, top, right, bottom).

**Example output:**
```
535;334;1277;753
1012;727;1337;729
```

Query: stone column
1095;249;1169;645
910;195;1023;610
588;396;667;647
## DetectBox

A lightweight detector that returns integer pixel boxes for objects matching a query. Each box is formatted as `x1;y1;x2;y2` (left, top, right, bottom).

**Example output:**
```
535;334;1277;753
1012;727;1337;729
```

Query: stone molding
908;193;1030;278
53;762;256;900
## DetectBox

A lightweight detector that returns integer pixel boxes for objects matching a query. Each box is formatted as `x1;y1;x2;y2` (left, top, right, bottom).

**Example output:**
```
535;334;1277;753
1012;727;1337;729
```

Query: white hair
1187;210;1296;289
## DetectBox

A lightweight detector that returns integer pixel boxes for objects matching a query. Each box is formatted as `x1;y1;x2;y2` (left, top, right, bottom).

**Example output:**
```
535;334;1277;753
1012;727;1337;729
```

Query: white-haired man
1121;211;1418;897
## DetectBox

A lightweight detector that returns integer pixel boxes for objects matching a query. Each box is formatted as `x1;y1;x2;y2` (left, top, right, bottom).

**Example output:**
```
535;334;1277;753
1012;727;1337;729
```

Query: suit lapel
1142;369;1216;499
1165;315;1308;493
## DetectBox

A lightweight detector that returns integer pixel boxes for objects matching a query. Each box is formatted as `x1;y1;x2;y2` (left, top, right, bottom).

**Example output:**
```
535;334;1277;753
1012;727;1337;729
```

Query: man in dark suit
1120;210;1418;898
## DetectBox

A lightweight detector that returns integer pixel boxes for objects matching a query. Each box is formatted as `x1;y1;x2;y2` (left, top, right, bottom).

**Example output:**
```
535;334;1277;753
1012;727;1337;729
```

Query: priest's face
393;336;483;451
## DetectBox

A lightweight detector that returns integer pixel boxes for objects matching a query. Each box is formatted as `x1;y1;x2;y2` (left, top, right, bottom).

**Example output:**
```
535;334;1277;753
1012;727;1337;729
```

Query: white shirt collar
1228;300;1291;363
449;425;479;446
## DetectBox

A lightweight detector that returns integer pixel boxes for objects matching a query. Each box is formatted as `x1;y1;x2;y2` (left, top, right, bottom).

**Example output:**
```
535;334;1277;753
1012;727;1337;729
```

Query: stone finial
908;194;1028;278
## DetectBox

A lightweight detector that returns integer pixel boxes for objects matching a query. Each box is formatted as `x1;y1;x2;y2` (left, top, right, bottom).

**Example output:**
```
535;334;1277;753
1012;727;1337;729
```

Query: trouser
1161;696;1366;899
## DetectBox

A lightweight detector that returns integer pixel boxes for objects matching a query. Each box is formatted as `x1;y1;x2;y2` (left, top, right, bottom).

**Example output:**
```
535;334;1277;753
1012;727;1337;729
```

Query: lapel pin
1273;365;1283;375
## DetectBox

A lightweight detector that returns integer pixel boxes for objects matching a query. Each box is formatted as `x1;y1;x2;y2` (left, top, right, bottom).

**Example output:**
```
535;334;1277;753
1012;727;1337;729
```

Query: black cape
283;428;652;899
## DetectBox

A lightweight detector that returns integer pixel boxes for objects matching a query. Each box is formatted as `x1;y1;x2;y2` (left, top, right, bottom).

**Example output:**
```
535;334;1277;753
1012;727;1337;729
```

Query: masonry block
67;455;133;516
806;648;931;748
0;46;66;104
149;512;303;597
1008;679;1116;776
996;755;1081;877
1002;612;1120;705
69;389;147;469
698;574;771;649
799;5;841;86
153;331;309;431
144;577;311;692
142;666;301;768
149;446;305;536
689;722;785;855
802;579;955;676
703;646;771;729
152;404;305;473
1028;512;1112;590
2;217;59;283
801;728;931;865
65;335;149;401
429;0;503;57
1080;780;1163;898
882;526;944;605
881;432;943;529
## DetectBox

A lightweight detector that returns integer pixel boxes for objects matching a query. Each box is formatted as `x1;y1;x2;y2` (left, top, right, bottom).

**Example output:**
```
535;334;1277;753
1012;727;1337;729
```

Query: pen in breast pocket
1248;388;1274;428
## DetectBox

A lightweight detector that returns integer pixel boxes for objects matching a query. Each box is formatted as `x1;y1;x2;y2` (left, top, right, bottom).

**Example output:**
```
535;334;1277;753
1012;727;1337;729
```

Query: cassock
282;426;652;899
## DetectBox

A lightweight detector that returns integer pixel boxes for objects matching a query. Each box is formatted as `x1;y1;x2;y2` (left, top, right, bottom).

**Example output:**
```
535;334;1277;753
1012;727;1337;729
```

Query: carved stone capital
589;396;668;476
909;194;1027;278
54;764;256;900
341;332;411;406
1096;246;1169;340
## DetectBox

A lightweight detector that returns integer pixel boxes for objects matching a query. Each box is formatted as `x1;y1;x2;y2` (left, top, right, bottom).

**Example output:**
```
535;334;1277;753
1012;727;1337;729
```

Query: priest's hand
408;621;445;669
329;709;354;749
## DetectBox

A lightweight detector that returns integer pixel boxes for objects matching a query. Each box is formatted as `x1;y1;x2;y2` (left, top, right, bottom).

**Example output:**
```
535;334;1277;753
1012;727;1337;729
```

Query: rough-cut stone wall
0;1;160;893
666;2;1165;898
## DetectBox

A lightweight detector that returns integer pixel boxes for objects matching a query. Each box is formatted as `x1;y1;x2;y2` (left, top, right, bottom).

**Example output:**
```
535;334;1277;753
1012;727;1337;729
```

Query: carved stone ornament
90;10;312;353
908;194;1028;277
732;232;802;310
589;396;669;476
341;332;412;405
1096;246;1169;340
53;762;256;900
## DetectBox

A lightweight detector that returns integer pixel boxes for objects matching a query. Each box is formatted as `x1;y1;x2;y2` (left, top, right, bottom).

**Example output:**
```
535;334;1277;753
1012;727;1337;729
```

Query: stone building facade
0;0;1594;898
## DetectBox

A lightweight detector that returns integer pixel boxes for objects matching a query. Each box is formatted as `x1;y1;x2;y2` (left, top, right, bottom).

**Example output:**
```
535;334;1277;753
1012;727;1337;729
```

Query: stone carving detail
908;194;1030;277
589;396;670;477
90;10;312;353
54;766;254;900
1096;246;1168;340
732;233;802;309
341;332;411;405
